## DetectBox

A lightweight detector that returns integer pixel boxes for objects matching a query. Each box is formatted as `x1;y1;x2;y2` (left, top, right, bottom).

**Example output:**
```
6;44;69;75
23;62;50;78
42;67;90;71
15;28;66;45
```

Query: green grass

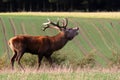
0;68;120;80
0;72;119;80
0;12;120;80
0;12;120;67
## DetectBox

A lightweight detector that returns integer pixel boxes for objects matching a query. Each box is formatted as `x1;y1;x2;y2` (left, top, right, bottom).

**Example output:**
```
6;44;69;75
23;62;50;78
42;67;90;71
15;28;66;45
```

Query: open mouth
76;27;79;35
76;30;79;35
76;32;79;35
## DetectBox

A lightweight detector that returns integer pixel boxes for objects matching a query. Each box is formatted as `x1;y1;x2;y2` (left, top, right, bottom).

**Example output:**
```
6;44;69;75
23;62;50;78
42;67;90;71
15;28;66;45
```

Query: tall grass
0;67;120;80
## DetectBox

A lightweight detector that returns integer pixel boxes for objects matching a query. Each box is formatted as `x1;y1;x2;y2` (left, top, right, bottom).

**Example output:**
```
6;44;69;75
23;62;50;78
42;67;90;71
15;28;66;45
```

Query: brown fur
8;32;69;70
8;18;79;71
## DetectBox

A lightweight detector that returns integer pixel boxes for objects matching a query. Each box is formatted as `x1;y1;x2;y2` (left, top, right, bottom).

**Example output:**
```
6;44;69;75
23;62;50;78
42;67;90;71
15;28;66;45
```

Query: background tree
0;0;120;12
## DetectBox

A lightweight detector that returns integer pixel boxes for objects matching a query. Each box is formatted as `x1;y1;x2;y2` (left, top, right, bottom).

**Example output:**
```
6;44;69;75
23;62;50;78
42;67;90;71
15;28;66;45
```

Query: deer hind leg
17;51;25;71
11;50;17;70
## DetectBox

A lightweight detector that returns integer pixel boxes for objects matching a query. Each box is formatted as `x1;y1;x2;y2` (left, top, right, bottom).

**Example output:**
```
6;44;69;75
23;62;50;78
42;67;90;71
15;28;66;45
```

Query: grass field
0;12;120;67
0;12;120;80
0;67;120;80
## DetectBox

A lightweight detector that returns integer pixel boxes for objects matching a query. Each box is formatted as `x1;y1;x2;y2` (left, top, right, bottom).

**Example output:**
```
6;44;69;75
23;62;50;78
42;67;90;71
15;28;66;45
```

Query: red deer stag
8;18;79;70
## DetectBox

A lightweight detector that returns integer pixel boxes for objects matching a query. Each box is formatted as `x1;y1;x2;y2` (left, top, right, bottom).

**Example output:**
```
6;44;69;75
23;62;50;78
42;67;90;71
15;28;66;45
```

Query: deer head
42;18;79;40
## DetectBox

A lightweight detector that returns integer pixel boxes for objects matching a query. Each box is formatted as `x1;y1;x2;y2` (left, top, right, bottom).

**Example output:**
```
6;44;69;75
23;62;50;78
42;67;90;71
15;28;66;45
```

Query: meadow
0;12;120;80
0;67;120;80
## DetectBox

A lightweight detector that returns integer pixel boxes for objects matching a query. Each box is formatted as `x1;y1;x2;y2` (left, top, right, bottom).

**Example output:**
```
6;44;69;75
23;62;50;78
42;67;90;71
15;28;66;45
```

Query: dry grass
0;66;120;74
0;67;120;80
1;12;120;19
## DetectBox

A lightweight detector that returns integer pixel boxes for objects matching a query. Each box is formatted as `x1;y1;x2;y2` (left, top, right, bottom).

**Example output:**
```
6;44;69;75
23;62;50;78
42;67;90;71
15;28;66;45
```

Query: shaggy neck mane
49;32;68;51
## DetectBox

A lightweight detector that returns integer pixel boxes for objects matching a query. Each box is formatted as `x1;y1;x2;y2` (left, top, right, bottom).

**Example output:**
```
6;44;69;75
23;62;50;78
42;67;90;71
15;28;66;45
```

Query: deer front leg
45;56;54;68
37;55;43;70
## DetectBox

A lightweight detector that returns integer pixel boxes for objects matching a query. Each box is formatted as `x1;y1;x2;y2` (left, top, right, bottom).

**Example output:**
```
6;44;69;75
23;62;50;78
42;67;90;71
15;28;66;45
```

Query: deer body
8;18;79;70
9;32;68;56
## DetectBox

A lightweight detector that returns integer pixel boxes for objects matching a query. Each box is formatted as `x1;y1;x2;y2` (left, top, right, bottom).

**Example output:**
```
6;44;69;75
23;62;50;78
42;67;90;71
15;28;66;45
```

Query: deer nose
77;27;79;30
75;27;79;30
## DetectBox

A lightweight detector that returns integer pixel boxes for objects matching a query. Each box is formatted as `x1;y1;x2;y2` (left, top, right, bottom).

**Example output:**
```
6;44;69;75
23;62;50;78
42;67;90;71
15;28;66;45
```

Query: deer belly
25;46;48;54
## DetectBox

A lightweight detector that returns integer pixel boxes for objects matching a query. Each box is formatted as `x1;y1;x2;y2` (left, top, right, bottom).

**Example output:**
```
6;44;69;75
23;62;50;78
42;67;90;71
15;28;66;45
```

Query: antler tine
42;18;61;31
62;18;68;28
42;18;51;31
56;18;60;25
43;19;50;25
42;25;49;31
42;18;68;31
46;18;61;28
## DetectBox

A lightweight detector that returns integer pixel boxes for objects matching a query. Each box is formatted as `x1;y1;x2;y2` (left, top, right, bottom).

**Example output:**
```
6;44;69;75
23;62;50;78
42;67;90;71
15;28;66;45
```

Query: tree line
0;0;120;12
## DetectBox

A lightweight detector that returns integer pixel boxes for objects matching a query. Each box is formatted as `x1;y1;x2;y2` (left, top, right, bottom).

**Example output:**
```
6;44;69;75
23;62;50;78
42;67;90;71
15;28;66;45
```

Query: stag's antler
62;18;68;28
42;18;68;31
